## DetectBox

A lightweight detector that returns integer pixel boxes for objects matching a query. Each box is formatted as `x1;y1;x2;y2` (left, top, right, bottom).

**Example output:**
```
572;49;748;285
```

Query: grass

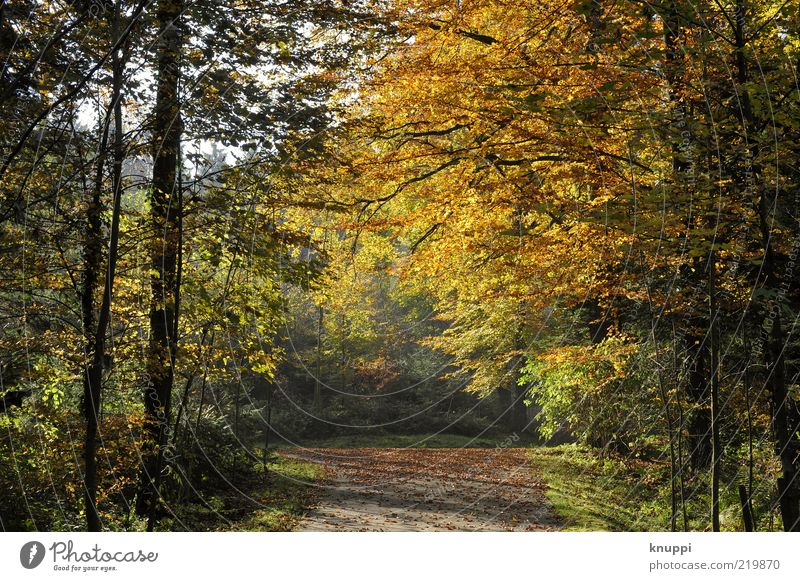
530;444;785;532
164;454;328;531
273;432;535;449
530;444;669;531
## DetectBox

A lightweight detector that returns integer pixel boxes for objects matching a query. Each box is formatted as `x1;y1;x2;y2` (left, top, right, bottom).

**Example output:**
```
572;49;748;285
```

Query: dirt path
282;448;560;531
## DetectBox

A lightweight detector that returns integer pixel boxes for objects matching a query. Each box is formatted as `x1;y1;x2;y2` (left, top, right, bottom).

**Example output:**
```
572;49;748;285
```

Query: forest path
281;447;560;531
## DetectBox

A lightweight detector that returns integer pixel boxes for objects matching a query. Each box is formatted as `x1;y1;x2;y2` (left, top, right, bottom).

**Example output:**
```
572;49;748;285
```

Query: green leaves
520;91;549;112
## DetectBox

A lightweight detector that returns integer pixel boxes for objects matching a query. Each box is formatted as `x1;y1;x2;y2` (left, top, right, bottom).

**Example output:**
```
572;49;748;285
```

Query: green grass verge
530;445;669;531
164;454;327;531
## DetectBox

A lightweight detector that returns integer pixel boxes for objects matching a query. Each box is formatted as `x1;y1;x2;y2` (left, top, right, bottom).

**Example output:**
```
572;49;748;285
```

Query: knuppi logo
20;541;46;569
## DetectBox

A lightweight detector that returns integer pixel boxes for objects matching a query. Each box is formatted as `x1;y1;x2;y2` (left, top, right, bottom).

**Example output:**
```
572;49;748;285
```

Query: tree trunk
314;304;323;415
708;252;721;531
81;1;125;532
645;283;678;531
263;382;274;476
136;0;184;525
733;0;800;531
684;314;711;470
672;320;689;530
768;315;800;531
743;329;757;530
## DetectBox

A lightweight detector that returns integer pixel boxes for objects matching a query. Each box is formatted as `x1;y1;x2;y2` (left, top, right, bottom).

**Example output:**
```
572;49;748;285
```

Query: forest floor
167;455;329;532
527;445;668;531
281;447;561;531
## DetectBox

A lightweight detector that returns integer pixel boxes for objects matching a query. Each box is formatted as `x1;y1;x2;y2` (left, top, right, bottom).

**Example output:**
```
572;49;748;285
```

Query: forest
1;0;799;533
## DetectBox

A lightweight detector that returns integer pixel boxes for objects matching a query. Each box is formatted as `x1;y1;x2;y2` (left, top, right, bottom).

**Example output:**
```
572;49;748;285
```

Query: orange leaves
318;0;655;315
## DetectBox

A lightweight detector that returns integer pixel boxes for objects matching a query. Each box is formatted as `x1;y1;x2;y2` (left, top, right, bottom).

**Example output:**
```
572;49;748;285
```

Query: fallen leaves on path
282;448;560;532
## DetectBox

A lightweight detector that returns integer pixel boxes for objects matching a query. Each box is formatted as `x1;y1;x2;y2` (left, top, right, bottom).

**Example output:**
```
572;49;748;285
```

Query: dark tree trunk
644;283;678;531
733;0;800;531
511;384;528;432
767;315;800;531
80;120;104;533
684;322;711;470
708;252;721;531
80;1;125;532
314;304;324;415
661;3;712;472
136;0;184;525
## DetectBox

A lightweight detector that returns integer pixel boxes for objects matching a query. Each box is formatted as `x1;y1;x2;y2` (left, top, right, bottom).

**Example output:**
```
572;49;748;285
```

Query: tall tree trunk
80;1;125;532
314;304;323;415
232;373;242;485
136;0;184;525
645;283;678;531
684;312;712;471
660;2;712;471
768;315;800;530
743;330;756;530
673;320;689;530
708;251;721;531
733;0;800;531
262;381;274;476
